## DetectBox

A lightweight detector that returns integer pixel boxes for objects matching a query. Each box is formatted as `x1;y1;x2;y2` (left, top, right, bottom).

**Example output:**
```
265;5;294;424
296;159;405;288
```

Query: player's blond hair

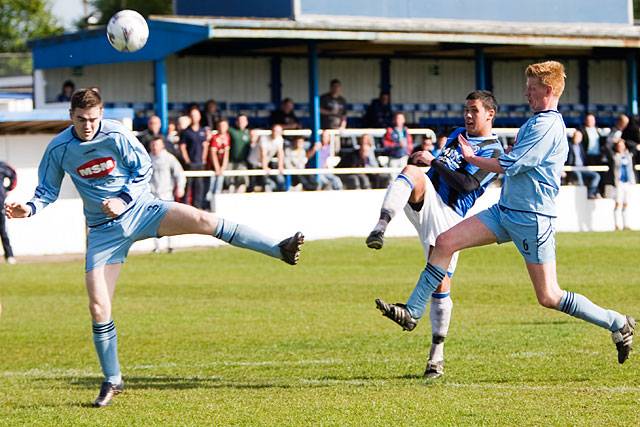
525;61;566;97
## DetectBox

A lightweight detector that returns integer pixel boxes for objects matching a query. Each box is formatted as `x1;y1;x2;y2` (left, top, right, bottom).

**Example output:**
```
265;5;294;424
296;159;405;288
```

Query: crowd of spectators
129;78;640;214
135;78;449;210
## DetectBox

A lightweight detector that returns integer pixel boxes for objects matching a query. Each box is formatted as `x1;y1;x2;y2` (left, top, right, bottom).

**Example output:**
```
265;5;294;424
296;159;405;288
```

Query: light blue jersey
497;110;568;217
28;119;153;227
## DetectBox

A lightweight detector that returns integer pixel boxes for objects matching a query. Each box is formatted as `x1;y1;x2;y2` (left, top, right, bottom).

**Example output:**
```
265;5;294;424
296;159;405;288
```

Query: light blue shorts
86;193;172;272
477;204;556;264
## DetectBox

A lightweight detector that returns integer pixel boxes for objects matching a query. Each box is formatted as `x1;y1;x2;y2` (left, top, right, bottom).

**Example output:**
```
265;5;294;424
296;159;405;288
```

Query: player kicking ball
368;90;504;378
4;89;304;407
376;61;635;368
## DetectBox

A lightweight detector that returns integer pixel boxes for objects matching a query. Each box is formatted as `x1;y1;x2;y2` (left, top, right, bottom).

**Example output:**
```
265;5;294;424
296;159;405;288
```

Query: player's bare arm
458;133;504;174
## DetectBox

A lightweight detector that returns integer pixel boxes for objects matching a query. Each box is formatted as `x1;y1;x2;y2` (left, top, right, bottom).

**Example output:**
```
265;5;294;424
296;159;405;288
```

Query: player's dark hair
466;90;498;114
70;88;103;111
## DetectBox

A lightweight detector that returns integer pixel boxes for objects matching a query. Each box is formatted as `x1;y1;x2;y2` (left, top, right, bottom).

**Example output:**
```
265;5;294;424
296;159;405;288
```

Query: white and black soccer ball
106;10;149;52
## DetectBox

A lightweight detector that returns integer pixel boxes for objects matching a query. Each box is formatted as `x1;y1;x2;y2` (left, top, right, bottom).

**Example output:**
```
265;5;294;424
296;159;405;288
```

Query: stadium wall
41;57;628;107
3;134;639;257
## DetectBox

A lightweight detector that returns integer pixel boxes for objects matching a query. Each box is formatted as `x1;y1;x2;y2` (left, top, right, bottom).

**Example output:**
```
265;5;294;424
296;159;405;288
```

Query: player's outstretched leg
528;262;635;364
214;217;304;265
367;166;425;250
157;203;304;265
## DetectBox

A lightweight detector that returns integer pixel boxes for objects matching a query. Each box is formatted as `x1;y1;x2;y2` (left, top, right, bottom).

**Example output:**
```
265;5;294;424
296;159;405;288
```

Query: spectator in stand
411;136;434;155
432;133;448;158
201;99;221;131
567;131;601;199
308;130;343;190
260;124;286;192
246;129;264;192
137;115;174;154
383;112;413;169
228;114;251;193
320;79;347;130
148;137;186;253
364;91;393;128
607;114;629;147
621;114;640;152
270;98;301;130
285;136;316;191
179;106;209;209
56;80;75;102
342;134;380;190
0;161;17;264
577;113;606;166
609;140;636;230
207;119;231;212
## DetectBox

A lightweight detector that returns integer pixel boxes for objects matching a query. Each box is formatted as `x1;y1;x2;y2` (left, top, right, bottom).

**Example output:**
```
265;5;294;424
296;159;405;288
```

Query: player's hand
175;189;185;199
409;150;435;166
101;198;126;218
4;202;30;219
457;133;475;160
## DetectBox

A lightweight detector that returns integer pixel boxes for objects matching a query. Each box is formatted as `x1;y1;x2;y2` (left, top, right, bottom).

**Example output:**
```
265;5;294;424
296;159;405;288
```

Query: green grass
1;232;640;426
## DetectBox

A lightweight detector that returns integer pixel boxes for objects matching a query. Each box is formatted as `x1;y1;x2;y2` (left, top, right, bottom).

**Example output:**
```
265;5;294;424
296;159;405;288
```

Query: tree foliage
0;0;63;52
89;0;173;25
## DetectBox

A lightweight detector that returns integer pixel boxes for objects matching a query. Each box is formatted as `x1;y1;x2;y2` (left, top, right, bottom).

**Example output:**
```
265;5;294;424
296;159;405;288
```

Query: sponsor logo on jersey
76;157;116;178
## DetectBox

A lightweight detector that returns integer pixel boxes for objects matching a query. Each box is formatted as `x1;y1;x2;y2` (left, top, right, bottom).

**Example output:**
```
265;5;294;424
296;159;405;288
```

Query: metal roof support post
475;46;486;90
578;58;589;114
308;41;321;174
154;58;169;134
270;56;282;107
627;51;638;116
380;57;391;94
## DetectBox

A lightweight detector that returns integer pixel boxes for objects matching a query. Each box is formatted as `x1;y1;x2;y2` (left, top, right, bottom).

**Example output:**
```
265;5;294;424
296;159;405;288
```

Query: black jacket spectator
364;92;392;128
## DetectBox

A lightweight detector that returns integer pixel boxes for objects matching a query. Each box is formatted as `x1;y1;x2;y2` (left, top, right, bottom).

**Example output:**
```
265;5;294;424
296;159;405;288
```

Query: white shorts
403;176;463;275
614;182;632;205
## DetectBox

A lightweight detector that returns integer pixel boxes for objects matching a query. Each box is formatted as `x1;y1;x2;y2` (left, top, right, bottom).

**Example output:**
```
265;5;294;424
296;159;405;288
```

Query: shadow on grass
49;372;428;392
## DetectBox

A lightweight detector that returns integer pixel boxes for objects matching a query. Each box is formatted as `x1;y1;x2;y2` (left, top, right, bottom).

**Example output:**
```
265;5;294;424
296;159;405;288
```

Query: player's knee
402;165;421;181
195;209;216;232
435;232;456;255
88;301;111;322
536;293;560;309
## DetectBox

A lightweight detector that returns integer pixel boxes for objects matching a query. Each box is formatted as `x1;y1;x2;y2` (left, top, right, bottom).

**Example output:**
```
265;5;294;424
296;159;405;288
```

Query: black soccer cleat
366;230;384;250
375;298;418;331
424;360;445;379
93;380;124;408
612;315;635;364
278;232;304;265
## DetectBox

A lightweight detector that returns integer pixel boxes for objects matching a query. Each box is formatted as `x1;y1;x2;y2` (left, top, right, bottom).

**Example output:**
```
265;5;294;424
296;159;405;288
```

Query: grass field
1;232;640;426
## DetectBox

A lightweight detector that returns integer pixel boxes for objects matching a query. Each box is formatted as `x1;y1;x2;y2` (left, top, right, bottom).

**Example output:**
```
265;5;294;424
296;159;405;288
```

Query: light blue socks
558;291;626;332
406;263;447;319
93;320;121;384
214;218;281;259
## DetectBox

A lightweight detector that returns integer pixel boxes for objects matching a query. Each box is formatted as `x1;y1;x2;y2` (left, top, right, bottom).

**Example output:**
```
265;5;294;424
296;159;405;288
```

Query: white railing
180;127;626;178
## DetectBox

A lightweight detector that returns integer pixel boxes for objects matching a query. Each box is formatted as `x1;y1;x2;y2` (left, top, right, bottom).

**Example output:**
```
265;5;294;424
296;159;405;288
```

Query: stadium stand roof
151;15;640;50
29;20;211;69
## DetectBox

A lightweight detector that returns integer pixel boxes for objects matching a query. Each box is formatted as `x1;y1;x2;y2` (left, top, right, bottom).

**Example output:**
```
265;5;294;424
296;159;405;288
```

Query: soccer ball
106;10;149;52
